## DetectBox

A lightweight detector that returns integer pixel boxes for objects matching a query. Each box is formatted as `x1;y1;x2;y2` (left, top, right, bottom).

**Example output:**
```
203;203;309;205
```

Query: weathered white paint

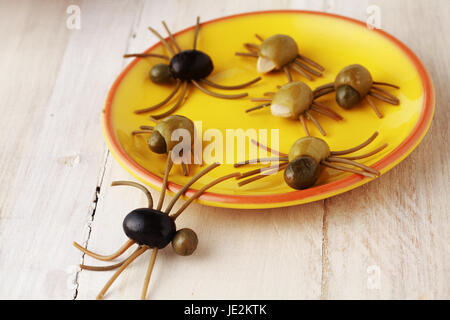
0;0;448;300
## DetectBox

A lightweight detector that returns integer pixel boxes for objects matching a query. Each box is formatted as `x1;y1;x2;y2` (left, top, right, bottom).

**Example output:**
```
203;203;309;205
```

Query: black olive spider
124;17;261;120
73;156;240;299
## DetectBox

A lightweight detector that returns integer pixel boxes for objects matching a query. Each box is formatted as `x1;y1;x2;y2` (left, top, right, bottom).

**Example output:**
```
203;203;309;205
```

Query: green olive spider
124;17;261;120
73;161;240;300
132;115;195;176
246;81;343;136
235;34;324;81
313;64;400;118
234;131;387;190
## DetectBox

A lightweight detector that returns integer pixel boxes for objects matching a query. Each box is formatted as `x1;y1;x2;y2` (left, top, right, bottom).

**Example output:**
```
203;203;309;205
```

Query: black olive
335;85;361;109
150;64;172;84
123;208;176;249
284;156;320;190
169;50;213;80
148;131;167;154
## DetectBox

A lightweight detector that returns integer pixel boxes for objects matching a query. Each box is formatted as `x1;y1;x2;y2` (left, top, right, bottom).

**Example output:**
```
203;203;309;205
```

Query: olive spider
234;131;387;190
73;159;240;299
235;33;324;81
131;115;195;176
313;64;400;118
245;80;343;136
124;17;261;120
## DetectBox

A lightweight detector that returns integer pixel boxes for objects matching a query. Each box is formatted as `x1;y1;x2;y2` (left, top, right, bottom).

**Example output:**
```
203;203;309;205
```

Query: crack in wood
72;148;110;299
320;199;329;298
72;0;146;300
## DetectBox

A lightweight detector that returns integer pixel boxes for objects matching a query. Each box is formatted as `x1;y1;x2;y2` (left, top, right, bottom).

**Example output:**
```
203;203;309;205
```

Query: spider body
169;50;213;80
271;81;313;119
258;34;299;72
314;64;400;118
246;81;343;136
123;208;176;249
148;115;195;154
133;115;195;175
235;132;387;190
288;136;331;162
284;136;330;189
236;33;324;81
124;17;261;119
334;64;373;108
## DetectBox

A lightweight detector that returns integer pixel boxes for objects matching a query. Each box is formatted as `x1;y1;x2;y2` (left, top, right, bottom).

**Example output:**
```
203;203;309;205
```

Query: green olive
150;64;172;84
148;130;167;154
289;136;330;163
152;115;195;152
334;64;373;97
271;82;313;119
335;85;361;109
259;34;298;69
284;156;320;190
171;228;198;256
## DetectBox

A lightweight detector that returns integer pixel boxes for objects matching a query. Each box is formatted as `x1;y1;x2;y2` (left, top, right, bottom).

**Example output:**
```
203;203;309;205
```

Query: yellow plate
102;10;434;209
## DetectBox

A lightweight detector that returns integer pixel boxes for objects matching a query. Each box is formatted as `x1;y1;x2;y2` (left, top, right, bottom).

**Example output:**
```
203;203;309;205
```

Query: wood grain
0;0;448;300
322;0;450;299
0;0;142;299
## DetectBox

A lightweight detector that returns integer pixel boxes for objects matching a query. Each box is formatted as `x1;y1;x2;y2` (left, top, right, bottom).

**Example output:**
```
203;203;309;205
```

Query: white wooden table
0;0;448;300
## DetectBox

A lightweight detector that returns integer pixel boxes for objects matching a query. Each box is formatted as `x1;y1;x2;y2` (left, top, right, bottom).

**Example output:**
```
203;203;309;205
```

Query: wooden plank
1;0;448;300
0;0;141;299
77;158;324;299
321;0;450;299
